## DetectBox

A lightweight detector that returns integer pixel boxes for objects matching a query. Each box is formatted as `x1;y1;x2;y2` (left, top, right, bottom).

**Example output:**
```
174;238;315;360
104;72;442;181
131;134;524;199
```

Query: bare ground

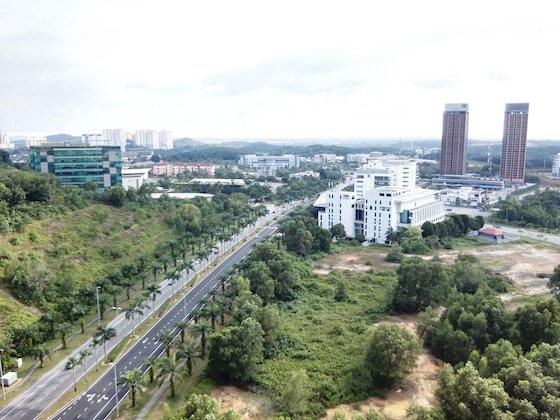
211;243;560;419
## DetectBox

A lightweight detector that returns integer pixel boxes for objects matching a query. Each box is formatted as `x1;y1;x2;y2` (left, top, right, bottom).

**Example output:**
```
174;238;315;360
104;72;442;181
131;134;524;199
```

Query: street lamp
0;349;5;400
546;220;549;232
96;287;101;325
112;307;121;342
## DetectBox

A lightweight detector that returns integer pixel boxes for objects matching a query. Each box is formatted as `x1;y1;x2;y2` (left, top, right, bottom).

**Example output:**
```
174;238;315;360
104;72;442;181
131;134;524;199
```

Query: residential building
551;153;560;177
346;153;370;164
440;103;469;175
102;129;127;152
29;143;122;190
238;154;300;174
26;136;47;148
152;161;215;177
500;103;529;185
158;130;173;150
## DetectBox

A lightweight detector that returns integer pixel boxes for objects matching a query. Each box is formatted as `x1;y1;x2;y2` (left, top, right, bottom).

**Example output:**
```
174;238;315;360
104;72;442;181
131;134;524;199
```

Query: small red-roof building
478;226;505;242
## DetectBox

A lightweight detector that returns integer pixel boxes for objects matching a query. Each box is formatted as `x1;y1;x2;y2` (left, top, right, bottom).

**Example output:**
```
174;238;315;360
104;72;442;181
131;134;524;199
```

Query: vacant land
207;242;559;420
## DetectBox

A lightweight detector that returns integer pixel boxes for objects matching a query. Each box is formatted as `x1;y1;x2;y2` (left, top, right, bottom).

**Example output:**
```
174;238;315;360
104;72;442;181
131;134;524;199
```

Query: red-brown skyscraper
440;103;469;175
500;103;529;185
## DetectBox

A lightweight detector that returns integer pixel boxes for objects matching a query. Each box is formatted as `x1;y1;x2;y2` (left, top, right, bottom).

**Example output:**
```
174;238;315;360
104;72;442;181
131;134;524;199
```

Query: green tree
146;283;162;315
548;264;560;298
67;356;80;391
79;348;91;381
364;324;421;388
330;223;347;240
120;369;145;407
157;354;182;398
95;324;116;362
143;355;158;384
175;320;190;343
175;340;201;376
158;329;175;358
192;320;213;358
57;322;73;350
30;344;51;368
281;369;310;416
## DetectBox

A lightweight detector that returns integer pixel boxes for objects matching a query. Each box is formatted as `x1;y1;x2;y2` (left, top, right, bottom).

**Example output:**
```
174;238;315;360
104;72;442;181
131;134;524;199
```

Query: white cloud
1;0;559;139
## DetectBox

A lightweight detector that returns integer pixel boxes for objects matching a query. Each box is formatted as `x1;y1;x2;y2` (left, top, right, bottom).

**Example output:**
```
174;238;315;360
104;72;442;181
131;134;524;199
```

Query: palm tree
192;320;213;358
169;269;182;294
79;348;91;381
126;297;149;335
57;322;73;349
30;344;51;368
157;355;182;398
215;295;230;325
175;340;200;376
143;356;158;384
120;369;145;407
157;329;175;357
145;283;161;316
201;302;221;327
39;311;58;340
182;260;195;285
175;320;190;343
150;261;161;282
91;337;102;371
71;304;87;334
67;356;79;391
95;325;116;362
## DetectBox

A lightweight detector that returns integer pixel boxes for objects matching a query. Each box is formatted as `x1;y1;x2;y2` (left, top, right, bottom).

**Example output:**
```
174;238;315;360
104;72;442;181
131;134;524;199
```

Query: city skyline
1;1;558;140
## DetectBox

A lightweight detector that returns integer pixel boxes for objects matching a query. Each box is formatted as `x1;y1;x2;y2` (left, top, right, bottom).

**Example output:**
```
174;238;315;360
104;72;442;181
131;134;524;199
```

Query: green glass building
29;143;122;190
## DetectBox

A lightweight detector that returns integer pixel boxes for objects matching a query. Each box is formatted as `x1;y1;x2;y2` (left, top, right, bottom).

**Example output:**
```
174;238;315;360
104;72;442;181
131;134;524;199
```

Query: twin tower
440;103;529;186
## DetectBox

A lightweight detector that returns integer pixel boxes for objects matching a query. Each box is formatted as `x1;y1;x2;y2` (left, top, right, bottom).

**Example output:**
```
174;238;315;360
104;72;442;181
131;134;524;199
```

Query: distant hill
46;133;81;142
173;138;206;148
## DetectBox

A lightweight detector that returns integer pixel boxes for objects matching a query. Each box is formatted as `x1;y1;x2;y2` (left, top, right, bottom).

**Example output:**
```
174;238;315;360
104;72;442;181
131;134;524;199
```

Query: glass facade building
29;143;122;190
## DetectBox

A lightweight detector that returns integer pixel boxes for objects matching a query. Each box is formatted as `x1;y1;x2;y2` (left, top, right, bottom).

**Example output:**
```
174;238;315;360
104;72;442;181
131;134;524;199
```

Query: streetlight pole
113;363;119;417
0;349;5;400
112;307;121;342
546;220;549;233
95;287;101;325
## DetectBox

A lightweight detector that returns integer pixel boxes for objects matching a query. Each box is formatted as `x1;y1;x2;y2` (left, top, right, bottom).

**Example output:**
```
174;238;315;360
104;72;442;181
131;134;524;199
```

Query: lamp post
546;220;549;233
113;363;119;417
95;287;101;325
112;307;121;342
0;349;5;400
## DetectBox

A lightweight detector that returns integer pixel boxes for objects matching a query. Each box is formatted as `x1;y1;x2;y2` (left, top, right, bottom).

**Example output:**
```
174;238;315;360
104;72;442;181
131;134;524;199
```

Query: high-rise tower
440;103;469;175
500;103;529;185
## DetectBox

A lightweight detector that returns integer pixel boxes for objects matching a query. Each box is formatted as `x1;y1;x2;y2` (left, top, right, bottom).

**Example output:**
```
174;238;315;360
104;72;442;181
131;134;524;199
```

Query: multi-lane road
0;201;298;420
50;227;276;419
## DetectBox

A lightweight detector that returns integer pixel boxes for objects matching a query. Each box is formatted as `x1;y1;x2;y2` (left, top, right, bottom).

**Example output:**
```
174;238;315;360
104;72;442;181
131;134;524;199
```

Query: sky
1;0;559;141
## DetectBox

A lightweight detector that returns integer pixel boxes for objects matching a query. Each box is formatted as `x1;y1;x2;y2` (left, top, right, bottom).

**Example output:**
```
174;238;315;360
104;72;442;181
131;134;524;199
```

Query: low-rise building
122;168;151;190
238;154;300;174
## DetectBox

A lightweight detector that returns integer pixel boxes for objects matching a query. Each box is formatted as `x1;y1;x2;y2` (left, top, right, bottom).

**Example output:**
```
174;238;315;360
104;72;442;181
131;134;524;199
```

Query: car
255;234;259;239
65;361;73;370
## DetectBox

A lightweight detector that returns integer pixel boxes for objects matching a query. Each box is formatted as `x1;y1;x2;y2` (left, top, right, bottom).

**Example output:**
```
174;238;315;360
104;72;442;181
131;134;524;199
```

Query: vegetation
496;189;560;230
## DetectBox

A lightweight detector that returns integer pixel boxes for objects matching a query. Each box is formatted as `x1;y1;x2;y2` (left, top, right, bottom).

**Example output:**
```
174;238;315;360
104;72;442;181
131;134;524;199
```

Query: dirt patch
323;314;442;420
210;385;275;419
313;249;398;275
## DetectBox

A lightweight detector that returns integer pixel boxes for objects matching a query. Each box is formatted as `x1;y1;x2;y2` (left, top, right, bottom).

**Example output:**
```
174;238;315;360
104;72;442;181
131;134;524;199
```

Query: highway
0;201;298;420
50;226;277;419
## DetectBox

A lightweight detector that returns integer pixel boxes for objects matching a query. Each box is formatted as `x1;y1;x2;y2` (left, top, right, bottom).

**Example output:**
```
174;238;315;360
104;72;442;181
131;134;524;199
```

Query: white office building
360;187;445;243
354;158;417;198
238;154;300;174
315;189;357;237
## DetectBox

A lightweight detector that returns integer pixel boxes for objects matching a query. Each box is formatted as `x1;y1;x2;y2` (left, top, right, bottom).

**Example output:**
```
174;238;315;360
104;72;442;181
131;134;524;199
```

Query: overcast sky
1;0;558;141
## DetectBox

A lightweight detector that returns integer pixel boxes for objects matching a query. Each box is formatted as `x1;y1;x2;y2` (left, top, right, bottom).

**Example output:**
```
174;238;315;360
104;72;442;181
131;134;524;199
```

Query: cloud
413;73;460;90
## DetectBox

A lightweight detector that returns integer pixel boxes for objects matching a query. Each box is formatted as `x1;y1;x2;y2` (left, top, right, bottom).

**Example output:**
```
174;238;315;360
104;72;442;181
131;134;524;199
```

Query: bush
386;248;405;263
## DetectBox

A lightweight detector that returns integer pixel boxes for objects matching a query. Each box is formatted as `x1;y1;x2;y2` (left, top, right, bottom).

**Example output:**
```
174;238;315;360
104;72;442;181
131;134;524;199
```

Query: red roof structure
478;227;504;236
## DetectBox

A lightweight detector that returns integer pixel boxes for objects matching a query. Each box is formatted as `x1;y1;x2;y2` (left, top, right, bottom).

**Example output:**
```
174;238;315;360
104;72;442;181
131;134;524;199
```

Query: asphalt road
0;200;300;420
49;226;277;420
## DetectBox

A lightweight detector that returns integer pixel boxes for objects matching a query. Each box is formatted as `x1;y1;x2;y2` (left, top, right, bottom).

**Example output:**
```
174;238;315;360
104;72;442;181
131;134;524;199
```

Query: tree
120;369;145;407
79;348;91;381
30;344;51;368
126;297;149;335
157;354;182;398
281;370;310;416
181;393;241;420
146;283;162;315
57;322;73;349
91;336;102;371
175;320;190;343
158;329;175;358
330;223;346;240
143;356;158;384
208;317;264;382
192;320;213;358
364;324;421;388
95;325;116;362
175;340;200;376
67;356;80;391
548;264;560;298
